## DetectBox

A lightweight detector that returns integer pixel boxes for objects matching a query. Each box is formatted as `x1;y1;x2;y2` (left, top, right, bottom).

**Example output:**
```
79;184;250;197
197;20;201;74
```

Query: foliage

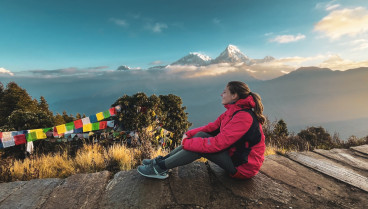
297;126;335;149
112;93;191;149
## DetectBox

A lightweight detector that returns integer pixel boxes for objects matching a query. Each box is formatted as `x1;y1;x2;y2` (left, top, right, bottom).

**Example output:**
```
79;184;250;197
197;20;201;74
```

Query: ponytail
249;92;266;125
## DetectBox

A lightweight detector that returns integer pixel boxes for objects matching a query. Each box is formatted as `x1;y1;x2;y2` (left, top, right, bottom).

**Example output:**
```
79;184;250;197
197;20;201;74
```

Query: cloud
109;18;129;27
149;60;164;65
264;32;273;36
145;22;168;33
314;7;368;40
326;4;340;11
19;66;112;78
350;39;368;51
318;55;368;70
0;67;14;76
315;1;340;11
269;34;306;43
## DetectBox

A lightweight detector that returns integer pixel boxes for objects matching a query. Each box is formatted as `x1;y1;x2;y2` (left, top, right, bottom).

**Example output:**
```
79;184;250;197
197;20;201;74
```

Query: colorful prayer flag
115;105;122;112
14;134;26;145
74;119;83;129
89;115;98;123
0;141;3;149
74;127;83;133
96;112;104;121
43;127;53;133
56;124;66;135
35;129;46;139
103;110;110;119
107;120;115;128
82;117;90;125
83;123;92;132
27;131;37;142
109;107;116;116
0;132;2;140
99;121;107;130
2;132;15;148
66;122;75;131
92;122;100;131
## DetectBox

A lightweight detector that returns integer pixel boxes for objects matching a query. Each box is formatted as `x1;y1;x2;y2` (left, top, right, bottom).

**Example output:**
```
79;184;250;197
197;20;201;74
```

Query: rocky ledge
1;145;368;209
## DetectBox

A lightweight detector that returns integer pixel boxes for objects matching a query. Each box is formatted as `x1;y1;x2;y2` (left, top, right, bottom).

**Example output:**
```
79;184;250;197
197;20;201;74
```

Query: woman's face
221;86;238;105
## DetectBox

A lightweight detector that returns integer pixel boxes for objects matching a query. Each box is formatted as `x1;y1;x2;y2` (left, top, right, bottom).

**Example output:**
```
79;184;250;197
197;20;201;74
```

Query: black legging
161;132;237;175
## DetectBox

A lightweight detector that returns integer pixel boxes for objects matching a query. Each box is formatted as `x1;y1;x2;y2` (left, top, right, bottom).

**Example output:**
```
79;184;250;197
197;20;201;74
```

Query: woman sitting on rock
137;81;266;179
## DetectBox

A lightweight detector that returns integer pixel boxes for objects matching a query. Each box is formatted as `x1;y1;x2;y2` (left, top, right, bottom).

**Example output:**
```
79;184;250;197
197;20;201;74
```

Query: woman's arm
185;112;225;138
182;111;253;153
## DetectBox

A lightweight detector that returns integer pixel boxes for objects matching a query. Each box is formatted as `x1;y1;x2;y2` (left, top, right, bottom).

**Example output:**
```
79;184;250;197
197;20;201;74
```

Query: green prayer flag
43;127;53;133
66;122;75;131
103;110;111;118
26;132;37;142
92;122;100;131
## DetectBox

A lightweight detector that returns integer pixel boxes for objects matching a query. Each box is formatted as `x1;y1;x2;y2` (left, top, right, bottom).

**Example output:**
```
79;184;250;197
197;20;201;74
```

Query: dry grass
8;151;75;180
264;145;289;156
74;144;107;173
107;144;137;171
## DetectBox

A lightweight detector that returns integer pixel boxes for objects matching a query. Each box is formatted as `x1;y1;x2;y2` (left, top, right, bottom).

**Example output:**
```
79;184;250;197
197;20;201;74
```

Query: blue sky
1;0;368;74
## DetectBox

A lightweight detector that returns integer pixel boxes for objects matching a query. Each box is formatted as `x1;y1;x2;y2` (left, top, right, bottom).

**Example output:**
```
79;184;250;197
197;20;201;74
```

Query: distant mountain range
118;45;276;74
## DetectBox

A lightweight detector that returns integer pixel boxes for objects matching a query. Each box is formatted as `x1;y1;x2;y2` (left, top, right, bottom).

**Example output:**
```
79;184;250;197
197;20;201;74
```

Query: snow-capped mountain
171;52;212;66
117;65;141;71
212;45;251;64
249;56;276;65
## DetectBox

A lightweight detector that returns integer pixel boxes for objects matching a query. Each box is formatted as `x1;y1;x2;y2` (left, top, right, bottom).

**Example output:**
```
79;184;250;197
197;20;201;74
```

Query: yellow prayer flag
56;125;66;135
83;123;92;132
35;129;46;139
96;112;104;121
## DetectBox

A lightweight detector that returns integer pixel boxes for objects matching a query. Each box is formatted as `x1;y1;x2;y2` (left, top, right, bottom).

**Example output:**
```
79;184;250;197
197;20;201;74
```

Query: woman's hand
181;134;188;145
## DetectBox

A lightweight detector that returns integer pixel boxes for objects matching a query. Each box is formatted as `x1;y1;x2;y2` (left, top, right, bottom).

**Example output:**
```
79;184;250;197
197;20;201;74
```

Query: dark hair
227;81;266;124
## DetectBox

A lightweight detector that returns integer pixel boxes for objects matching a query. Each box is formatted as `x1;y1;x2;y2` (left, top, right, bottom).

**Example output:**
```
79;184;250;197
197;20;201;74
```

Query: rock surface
1;145;368;209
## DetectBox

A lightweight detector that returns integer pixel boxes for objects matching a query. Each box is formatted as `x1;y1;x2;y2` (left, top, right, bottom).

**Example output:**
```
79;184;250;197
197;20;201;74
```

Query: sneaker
137;161;169;179
142;155;163;165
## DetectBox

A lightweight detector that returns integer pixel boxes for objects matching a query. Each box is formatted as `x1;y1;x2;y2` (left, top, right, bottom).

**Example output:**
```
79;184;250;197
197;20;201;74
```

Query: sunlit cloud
269;34;306;43
109;18;129;27
0;67;14;76
318;55;368;70
314;7;368;40
350;39;368;51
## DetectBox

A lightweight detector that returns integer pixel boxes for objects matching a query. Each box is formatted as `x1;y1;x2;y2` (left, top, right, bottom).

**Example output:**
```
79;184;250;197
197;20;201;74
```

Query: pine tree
76;113;82;119
38;96;53;117
273;119;289;138
54;113;66;126
0;82;38;126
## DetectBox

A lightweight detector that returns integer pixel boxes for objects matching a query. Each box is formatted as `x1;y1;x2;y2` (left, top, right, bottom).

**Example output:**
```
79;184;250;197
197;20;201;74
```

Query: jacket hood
224;95;256;110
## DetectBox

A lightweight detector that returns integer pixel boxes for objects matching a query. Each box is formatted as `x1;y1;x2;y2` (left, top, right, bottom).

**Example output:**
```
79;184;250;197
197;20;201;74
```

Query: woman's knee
193;132;213;138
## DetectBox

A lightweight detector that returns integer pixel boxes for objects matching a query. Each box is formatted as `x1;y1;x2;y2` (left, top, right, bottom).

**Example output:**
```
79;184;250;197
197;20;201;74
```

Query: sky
1;0;368;76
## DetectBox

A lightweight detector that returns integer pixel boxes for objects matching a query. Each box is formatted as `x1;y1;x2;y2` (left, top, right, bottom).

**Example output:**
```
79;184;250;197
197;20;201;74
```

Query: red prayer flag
14;134;26;145
99;121;107;130
0;132;2;139
74;119;83;129
109;107;116;116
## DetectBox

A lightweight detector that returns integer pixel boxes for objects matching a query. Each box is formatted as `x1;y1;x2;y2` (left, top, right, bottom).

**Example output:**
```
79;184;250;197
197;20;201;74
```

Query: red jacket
182;96;265;178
